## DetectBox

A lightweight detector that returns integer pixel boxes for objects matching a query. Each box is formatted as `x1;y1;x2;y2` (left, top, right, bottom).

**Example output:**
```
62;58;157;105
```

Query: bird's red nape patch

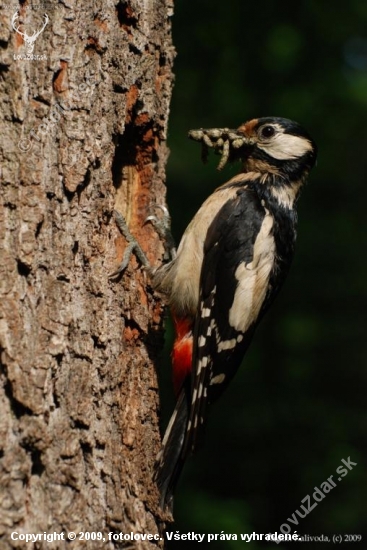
172;315;193;396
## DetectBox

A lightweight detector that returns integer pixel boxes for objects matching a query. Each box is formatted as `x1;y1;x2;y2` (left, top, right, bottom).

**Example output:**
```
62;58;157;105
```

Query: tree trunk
0;1;174;548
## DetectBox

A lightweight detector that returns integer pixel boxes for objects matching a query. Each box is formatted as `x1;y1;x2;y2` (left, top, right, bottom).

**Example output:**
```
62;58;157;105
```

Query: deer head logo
12;11;48;55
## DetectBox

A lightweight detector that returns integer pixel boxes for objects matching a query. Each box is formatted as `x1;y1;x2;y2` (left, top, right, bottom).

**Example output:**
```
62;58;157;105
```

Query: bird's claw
145;205;176;261
145;205;171;232
109;210;150;278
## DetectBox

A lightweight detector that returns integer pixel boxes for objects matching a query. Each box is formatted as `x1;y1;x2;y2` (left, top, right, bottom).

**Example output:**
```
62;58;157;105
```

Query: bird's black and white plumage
154;117;317;513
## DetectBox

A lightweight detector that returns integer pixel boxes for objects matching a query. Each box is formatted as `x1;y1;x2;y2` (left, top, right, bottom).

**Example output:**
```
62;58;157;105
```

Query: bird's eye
259;125;276;139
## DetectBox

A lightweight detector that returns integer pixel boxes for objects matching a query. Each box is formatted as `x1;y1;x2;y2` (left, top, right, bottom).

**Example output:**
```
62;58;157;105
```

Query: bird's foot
109;210;150;279
145;205;176;261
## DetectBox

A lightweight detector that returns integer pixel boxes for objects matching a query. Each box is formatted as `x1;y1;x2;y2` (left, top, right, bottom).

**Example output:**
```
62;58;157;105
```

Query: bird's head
236;117;317;181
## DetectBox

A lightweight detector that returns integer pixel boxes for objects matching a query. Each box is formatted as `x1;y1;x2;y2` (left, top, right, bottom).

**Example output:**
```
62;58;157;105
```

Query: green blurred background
160;1;367;547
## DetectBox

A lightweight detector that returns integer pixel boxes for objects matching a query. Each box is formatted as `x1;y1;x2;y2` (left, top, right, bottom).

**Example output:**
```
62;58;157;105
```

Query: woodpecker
152;117;317;513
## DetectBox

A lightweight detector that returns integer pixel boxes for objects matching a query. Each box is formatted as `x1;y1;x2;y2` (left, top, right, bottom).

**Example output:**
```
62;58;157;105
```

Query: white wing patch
229;212;275;332
217;338;237;352
198;335;206;347
258;132;313;161
210;373;226;385
167;187;238;316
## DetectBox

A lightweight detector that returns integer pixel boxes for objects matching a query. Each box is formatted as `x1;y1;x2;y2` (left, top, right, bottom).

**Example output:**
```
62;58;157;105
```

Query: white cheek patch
258;133;313;160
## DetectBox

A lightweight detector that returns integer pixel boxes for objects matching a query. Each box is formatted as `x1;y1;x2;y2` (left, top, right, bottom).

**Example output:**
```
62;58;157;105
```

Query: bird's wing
183;186;277;454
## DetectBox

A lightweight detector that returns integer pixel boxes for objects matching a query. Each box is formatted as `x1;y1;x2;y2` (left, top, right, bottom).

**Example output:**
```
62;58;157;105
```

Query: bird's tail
154;386;190;513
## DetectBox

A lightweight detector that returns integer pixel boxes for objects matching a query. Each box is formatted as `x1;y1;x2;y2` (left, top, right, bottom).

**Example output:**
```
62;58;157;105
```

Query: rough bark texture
0;1;174;548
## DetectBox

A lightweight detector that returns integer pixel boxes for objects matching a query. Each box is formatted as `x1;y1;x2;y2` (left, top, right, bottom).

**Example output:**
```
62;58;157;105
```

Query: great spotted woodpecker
151;117;317;513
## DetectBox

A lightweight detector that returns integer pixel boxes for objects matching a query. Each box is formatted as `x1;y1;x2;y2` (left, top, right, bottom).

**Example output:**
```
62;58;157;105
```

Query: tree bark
0;1;174;548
